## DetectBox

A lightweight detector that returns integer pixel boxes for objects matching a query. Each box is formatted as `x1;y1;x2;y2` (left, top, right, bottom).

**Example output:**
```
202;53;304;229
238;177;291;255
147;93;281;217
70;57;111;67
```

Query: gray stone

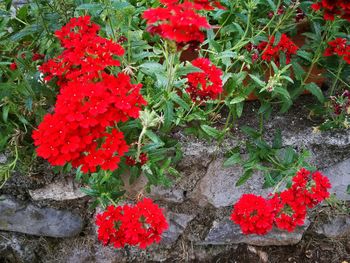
315;216;350;238
0;153;7;164
322;158;350;201
150;185;185;203
0;196;83;238
162;212;195;245
29;180;86;201
191;159;270;208
202;218;310;246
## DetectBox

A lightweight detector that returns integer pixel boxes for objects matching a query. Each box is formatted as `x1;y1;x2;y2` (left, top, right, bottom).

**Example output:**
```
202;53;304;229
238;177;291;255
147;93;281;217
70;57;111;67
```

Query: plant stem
136;126;147;162
330;61;344;96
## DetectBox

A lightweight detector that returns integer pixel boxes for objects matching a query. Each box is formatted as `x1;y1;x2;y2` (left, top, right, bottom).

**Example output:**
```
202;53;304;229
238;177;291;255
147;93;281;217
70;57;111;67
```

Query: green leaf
145;130;164;146
201;125;223;139
224;153;241;167
274;86;290;100
305;82;324;103
249;74;266;87
297;50;313;62
170;92;190;111
163;101;174;131
139;62;164;75
236;102;244;118
176;65;202;76
2;105;9;123
76;3;103;12
10;24;42;42
236;169;253;186
272;129;282;149
292;61;306;80
230;96;245;105
241;126;261;139
347;185;350;195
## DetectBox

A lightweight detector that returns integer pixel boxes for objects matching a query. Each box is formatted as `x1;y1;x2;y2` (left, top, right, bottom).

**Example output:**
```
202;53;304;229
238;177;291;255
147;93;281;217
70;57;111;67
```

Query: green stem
259;113;264;134
136;126;147;162
330;61;344;96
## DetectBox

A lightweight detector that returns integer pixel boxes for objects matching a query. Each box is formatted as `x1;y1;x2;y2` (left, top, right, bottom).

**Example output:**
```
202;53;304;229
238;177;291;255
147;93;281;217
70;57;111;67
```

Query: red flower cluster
312;0;350;22
231;168;331;235
230;194;275;235
96;198;168;249
331;90;350;115
125;153;149;166
186;58;223;101
33;16;147;173
324;38;350;64
143;0;211;44
258;34;299;65
9;62;17;71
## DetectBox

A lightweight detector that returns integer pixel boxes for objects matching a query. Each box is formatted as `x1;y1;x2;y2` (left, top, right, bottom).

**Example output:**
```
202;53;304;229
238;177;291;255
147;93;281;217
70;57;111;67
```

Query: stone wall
1;99;350;262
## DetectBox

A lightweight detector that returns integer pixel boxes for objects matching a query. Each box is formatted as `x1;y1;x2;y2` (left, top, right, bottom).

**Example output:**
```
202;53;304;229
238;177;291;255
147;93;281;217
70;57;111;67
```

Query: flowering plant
1;0;348;250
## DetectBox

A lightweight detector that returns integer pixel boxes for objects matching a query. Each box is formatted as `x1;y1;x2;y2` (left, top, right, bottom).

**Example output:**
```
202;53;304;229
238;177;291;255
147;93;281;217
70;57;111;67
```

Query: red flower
258;34;299;65
231;194;275;235
186;58;223;102
143;1;210;44
33;16;147;173
9;62;17;70
324;38;350;64
96;198;168;249
312;0;350;22
32;53;44;61
231;168;331;235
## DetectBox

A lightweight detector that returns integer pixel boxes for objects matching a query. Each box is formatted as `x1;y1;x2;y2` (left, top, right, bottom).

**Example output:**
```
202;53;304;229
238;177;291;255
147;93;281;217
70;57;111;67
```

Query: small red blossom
324;38;350;64
32;53;44;61
96;198;168;249
258;34;299;65
231;194;275;235
143;1;211;44
312;0;350;22
186;58;223;102
9;62;17;70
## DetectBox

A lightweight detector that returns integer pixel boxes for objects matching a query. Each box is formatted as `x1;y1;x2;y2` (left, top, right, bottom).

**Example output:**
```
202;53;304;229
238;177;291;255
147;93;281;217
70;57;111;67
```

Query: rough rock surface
191;158;269;208
29;179;86;201
0;196;83;238
322;158;350;201
162;212;195;245
202;218;310;246
150;185;185;203
314;215;350;238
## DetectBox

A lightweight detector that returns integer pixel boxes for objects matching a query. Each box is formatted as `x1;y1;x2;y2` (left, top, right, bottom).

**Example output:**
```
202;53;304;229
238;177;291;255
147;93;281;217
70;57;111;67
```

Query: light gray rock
315;216;350;238
0;153;7;164
322;158;350;201
191;159;269;208
162;212;195;246
150;186;185;203
29;180;86;201
0;196;83;238
202;218;310;246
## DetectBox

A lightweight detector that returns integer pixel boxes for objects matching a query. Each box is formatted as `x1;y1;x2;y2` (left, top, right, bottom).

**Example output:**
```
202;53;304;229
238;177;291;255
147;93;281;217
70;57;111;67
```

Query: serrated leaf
249;74;266;87
305;82;324;102
236;169;253;186
170;92;190;111
201;125;223;139
224;153;241;167
230;96;245;104
272;129;282;149
2;105;9;123
297;50;313;62
274;86;290;100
